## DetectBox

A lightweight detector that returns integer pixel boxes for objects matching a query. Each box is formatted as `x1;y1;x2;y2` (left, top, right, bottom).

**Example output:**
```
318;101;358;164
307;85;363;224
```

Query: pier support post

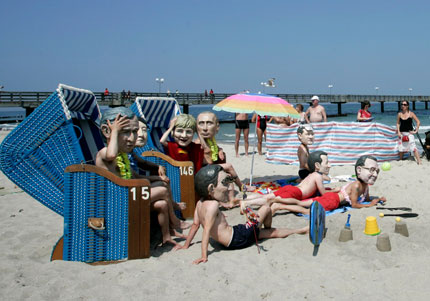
337;102;342;116
425;101;428;110
182;104;189;114
25;107;34;117
380;101;385;113
412;101;416;110
398;102;401;111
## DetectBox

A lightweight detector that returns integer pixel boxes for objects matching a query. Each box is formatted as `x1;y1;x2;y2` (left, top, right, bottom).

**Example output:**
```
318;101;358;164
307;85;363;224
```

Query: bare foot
236;154;239;158
178;220;191;230
271;203;281;216
163;238;181;248
177;202;187;210
220;198;241;209
170;228;187;239
245;185;256;192
298;226;309;234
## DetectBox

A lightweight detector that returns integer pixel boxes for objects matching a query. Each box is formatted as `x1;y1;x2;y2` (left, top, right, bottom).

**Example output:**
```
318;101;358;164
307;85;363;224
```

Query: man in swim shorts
174;165;308;264
235;113;249;157
297;124;314;180
270;155;387;214
240;151;337;214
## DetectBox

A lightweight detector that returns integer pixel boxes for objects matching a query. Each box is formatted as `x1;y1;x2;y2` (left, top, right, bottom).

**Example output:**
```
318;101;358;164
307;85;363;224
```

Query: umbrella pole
249;121;258;186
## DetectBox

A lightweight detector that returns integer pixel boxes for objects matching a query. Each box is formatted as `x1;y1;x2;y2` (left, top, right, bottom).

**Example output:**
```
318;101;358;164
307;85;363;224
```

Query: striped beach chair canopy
266;122;400;165
130;97;181;152
0;84;104;215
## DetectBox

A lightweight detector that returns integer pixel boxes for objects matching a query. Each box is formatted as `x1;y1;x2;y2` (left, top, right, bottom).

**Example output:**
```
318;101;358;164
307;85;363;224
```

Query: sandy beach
1;131;430;300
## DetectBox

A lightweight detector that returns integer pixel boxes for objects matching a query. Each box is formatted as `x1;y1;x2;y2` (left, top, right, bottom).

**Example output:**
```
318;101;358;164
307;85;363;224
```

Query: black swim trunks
235;119;249;129
298;169;311;180
227;224;260;250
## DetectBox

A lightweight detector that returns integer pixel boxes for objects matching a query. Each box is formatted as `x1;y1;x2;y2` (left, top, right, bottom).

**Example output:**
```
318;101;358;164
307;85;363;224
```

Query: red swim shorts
274;185;303;200
313;192;340;211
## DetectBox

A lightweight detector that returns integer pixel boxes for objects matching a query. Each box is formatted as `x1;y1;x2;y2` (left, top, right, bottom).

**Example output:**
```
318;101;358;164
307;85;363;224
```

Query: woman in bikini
357;101;373;122
396;100;421;164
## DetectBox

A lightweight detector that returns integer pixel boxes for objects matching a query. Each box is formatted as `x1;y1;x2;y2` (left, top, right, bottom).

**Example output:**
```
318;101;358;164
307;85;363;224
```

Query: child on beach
174;165;308;264
270;155;387;214
96;107;189;247
240;151;336;213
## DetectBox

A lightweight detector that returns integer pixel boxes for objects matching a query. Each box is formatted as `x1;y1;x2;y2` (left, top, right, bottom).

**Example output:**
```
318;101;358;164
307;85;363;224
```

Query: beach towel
266;122;400;165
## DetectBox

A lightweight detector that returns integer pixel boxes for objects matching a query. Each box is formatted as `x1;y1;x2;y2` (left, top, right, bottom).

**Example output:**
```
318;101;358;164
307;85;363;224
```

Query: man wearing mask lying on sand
267;155;387;215
174;165;308;264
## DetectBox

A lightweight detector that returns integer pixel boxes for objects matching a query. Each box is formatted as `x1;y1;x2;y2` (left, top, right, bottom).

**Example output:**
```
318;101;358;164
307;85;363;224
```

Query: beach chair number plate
179;166;193;176
130;187;150;201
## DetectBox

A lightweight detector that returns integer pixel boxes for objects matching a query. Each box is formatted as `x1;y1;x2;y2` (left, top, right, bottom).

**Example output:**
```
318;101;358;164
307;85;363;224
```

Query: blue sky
1;0;429;95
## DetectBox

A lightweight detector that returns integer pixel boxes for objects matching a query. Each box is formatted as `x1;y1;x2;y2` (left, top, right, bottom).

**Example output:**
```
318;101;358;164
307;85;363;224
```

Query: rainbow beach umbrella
213;93;300;185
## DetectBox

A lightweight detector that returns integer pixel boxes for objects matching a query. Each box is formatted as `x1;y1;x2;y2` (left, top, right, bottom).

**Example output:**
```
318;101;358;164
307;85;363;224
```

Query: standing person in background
305;96;327;123
357;100;373;122
209;89;214;102
204;89;208;100
251;114;270;155
235;113;249;157
396;100;421;165
293;104;306;124
104;88;109;96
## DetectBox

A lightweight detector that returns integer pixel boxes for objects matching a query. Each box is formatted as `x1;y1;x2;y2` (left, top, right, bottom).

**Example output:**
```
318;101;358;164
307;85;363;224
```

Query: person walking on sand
235;113;249;157
397;100;421;164
305;96;327;123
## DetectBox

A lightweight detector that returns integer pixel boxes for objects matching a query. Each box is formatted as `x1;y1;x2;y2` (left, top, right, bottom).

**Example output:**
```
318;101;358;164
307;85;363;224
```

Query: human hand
173;244;187;251
218;150;225;161
168;117;177;129
158;165;166;177
192;257;208;265
379;197;387;204
107;114;130;132
160;174;170;184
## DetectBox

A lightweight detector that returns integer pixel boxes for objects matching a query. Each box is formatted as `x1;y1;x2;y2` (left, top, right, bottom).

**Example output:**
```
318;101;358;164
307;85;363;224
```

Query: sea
1;102;430;145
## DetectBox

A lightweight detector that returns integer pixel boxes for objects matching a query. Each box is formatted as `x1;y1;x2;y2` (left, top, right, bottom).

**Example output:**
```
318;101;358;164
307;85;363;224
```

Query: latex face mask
173;126;194;147
357;159;379;185
210;171;232;202
135;121;148;147
298;128;314;145
116;116;139;153
316;155;331;175
197;113;219;139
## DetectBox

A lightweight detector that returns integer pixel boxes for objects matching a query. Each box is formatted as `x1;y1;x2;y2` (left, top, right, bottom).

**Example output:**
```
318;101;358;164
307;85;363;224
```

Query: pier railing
1;91;429;116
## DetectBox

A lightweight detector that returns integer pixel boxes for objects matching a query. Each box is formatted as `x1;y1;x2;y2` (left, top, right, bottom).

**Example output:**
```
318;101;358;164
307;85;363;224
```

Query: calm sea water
2;102;430;144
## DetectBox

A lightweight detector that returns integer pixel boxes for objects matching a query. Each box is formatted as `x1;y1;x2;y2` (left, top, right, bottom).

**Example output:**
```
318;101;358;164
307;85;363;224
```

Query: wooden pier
0;91;429;116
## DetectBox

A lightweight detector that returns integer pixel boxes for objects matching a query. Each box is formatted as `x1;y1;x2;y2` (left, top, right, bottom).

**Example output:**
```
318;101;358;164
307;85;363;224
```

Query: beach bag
402;135;409;142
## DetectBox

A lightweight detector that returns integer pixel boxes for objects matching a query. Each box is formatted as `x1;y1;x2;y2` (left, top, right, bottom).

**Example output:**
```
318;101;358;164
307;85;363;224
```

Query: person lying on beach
195;111;255;208
240;151;336;212
96;107;190;247
174;165;308;264
269;155;387;215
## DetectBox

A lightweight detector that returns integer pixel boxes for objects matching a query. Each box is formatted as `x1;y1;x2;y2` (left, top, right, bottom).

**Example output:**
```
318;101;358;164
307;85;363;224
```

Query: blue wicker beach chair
130;97;195;218
0;84;151;262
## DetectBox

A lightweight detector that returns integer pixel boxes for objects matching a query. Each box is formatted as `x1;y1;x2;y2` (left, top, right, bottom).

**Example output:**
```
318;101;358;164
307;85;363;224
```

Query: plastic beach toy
381;162;391;171
363;216;381;236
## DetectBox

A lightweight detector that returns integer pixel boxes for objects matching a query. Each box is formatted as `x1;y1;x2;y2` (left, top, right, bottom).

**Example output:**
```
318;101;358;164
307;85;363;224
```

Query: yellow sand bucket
363;216;381;236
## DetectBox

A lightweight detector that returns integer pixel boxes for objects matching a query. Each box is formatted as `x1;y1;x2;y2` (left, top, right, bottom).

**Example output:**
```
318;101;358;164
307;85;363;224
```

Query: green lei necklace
206;137;219;161
116;152;132;179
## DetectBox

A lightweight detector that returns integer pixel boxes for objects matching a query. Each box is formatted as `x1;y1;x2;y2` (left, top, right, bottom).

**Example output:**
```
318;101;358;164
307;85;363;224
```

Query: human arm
411;112;420;134
356;110;364;121
251;114;257;123
174;206;201;251
349;183;384;208
304;108;310;123
104;114;131;161
396;113;402;138
193;203;218;264
322;106;327;122
160;117;177;147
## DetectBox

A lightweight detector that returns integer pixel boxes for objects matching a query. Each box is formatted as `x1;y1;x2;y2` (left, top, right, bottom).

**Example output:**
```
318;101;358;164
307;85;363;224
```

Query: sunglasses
401;103;409;106
361;166;380;174
221;175;237;186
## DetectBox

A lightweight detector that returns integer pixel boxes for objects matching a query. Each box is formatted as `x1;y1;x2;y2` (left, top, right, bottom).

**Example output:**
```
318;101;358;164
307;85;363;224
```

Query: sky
1;0;429;95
